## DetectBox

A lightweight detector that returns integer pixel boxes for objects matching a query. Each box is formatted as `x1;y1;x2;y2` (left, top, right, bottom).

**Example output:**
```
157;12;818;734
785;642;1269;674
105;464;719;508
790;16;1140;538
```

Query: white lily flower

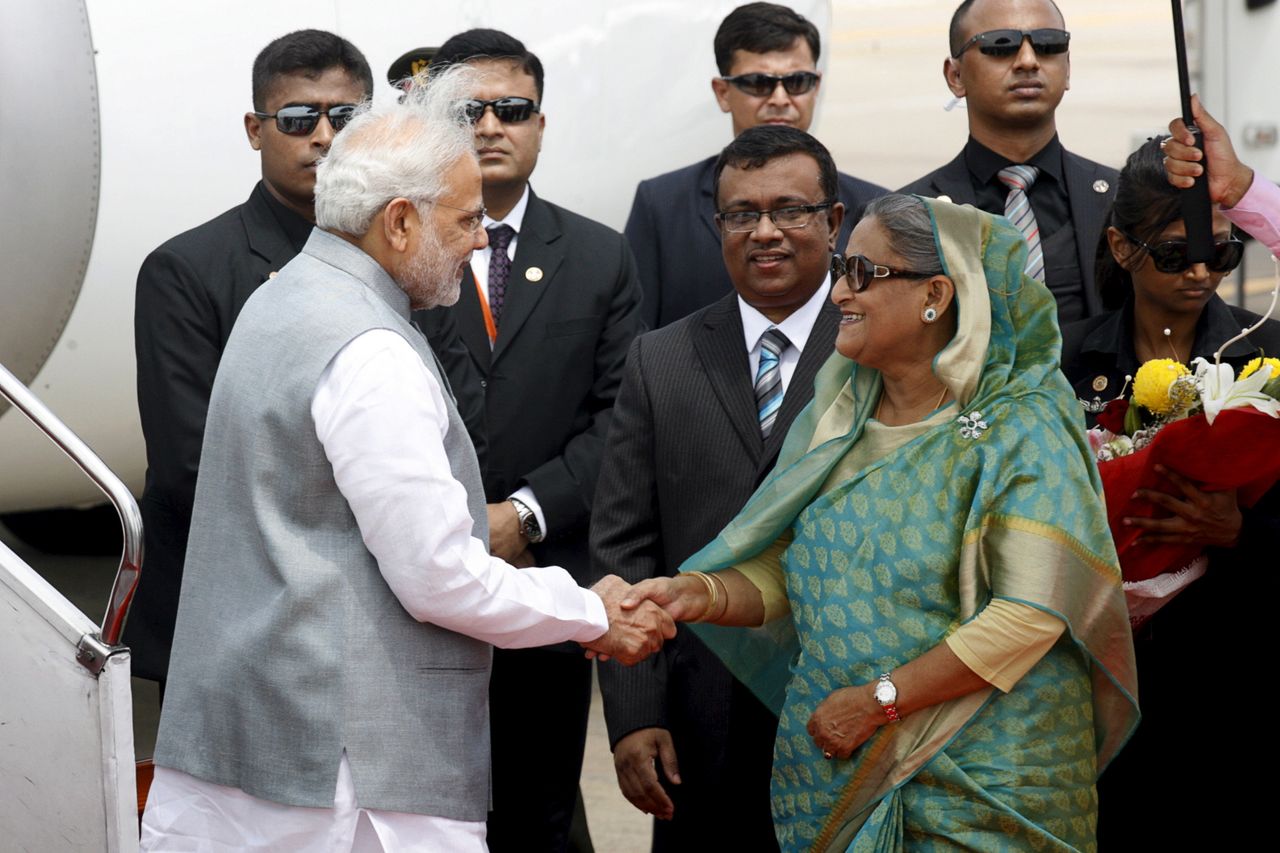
1192;357;1280;425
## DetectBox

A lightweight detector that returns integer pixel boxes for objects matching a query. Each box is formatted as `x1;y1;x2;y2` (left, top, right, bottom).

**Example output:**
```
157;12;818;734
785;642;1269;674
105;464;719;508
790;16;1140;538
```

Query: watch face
874;679;897;706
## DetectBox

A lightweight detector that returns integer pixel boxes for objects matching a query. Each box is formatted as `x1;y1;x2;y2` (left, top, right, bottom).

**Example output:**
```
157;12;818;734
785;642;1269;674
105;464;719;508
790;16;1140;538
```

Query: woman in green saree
624;194;1139;851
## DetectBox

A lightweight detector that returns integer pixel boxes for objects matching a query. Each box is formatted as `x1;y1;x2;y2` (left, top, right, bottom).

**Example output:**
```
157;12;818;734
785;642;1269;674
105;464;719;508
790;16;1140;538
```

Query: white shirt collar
738;273;832;355
482;184;531;235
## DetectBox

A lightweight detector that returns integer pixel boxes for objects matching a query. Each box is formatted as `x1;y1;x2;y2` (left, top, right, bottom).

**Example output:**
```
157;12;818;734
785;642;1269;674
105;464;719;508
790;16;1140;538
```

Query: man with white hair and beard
139;67;674;852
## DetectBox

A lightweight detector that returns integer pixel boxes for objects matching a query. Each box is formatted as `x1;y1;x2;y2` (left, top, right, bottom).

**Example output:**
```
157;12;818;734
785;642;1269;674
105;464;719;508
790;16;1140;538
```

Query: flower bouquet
1087;352;1280;622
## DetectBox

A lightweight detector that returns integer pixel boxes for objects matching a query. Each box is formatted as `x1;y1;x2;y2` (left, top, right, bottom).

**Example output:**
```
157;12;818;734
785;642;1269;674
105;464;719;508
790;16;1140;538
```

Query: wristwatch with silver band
509;496;544;543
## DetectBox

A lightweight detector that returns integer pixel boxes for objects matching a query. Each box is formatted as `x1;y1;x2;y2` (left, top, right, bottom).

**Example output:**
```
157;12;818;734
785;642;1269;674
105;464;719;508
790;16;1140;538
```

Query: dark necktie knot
487;223;516;253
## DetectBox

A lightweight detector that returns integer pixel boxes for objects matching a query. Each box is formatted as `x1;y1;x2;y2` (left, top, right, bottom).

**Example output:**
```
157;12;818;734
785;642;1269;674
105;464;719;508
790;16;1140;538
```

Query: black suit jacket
590;291;839;848
899;147;1117;317
415;188;644;581
627;155;886;329
129;182;482;682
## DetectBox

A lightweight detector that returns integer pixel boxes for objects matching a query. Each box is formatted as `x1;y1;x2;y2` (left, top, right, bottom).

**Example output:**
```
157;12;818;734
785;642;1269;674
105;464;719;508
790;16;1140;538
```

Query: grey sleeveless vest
153;229;493;819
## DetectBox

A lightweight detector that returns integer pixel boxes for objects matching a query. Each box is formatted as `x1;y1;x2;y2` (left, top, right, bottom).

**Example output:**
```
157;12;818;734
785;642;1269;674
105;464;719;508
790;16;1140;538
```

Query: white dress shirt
141;328;608;851
740;274;831;393
464;184;546;535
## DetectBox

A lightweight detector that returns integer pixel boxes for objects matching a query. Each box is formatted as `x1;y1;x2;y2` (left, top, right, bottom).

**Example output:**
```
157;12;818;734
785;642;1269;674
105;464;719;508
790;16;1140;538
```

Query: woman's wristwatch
874;673;901;723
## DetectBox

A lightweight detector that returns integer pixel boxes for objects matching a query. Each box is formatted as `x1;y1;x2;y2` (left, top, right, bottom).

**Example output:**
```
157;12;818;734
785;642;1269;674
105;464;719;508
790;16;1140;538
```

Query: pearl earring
923;307;938;323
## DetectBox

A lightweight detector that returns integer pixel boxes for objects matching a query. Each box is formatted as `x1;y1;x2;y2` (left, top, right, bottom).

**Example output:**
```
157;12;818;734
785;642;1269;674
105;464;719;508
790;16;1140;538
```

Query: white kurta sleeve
310;328;608;648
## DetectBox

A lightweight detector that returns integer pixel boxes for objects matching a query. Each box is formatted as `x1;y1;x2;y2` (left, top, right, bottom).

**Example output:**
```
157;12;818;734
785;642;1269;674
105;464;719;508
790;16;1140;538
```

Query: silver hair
315;64;477;235
862;194;945;275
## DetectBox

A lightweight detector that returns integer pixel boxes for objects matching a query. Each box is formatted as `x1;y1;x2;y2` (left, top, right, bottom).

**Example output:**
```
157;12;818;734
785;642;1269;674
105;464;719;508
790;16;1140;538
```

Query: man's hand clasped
581;575;678;665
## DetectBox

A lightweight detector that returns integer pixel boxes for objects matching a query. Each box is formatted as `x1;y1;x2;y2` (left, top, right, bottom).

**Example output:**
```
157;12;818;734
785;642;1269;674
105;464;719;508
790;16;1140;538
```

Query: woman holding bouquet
1061;137;1280;847
625;194;1138;851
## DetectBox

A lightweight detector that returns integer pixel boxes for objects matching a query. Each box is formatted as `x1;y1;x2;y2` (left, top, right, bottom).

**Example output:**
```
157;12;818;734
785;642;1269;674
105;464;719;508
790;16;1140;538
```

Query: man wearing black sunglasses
901;0;1118;324
409;28;643;853
128;30;376;695
626;2;884;329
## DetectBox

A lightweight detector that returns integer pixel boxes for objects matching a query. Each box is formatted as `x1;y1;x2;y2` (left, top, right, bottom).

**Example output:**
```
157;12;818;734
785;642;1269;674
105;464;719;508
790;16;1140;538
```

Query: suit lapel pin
1093;180;1110;193
936;194;953;203
1092;375;1108;392
525;266;544;283
268;271;278;279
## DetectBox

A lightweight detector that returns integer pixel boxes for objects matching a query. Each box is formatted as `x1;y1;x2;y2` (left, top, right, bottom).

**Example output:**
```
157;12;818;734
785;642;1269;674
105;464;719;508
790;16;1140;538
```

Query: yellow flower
1132;359;1191;415
1239;357;1280;380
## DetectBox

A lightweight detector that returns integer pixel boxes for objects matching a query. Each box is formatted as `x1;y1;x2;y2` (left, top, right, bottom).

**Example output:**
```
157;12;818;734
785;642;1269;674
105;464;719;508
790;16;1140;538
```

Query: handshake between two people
580;574;736;665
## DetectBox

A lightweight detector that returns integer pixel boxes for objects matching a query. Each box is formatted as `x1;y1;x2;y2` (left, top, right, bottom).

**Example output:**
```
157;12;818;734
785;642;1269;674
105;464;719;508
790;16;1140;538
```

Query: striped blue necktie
998;164;1044;281
754;328;790;438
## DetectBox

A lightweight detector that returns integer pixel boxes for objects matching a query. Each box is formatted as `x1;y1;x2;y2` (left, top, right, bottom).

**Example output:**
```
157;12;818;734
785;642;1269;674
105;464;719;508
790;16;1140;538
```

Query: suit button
480;379;488;388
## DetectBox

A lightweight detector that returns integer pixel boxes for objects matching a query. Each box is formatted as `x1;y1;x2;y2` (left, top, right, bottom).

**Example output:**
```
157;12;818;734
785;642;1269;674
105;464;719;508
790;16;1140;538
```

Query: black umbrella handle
1172;0;1214;262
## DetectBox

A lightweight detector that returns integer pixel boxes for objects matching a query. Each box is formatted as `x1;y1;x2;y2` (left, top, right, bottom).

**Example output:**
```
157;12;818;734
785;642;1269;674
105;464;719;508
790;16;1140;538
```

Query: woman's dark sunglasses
952;28;1071;58
463;97;540;124
831;254;936;292
1121;231;1245;274
253;104;358;136
720;71;820;97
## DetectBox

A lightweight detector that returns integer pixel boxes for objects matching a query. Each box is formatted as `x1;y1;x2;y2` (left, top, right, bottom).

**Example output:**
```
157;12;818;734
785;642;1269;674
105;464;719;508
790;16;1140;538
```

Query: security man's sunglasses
720;71;821;97
463;97;540;124
951;28;1070;59
253;104;358;136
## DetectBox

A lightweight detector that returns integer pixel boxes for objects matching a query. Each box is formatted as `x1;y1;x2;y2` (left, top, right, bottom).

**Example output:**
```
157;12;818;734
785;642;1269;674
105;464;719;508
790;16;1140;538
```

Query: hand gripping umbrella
1171;0;1214;263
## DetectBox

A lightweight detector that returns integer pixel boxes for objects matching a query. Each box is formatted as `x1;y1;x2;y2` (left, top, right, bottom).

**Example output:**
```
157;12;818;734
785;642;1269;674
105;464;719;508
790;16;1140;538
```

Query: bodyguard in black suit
593;126;844;851
899;0;1116;323
128;31;375;684
627;2;885;329
410;31;643;853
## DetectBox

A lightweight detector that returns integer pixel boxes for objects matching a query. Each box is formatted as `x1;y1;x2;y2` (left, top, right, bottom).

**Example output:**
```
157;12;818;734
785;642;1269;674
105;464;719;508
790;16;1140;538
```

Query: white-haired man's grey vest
153;229;493;819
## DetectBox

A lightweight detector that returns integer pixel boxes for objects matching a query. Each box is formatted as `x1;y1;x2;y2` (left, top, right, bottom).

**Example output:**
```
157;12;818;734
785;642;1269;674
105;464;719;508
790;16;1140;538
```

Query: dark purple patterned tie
487;224;516;328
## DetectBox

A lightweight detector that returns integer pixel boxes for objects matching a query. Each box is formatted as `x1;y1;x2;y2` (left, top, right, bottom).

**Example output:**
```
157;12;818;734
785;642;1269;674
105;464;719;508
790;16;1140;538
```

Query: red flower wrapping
1098;408;1280;582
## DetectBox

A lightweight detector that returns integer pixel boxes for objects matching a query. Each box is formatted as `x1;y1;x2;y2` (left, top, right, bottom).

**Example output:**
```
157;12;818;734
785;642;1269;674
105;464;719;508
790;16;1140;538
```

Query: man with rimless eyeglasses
627;2;884;330
408;28;644;853
901;0;1117;324
128;30;380;693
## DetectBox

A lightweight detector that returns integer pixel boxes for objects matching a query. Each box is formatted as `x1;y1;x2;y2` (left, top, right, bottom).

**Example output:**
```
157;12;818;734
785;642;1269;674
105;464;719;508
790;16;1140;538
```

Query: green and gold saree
683;199;1139;852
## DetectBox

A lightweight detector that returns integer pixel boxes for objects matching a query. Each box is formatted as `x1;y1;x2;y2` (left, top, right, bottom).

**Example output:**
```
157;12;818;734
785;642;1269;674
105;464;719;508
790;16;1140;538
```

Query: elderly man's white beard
402;225;463;310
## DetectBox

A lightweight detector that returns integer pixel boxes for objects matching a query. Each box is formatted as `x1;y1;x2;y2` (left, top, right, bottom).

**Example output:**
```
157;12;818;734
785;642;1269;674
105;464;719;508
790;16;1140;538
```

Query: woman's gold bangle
708;571;729;622
687;571;718;622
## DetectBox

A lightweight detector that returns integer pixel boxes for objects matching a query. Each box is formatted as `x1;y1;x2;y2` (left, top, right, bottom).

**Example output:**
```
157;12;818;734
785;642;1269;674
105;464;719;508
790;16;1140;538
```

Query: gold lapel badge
525;266;544;283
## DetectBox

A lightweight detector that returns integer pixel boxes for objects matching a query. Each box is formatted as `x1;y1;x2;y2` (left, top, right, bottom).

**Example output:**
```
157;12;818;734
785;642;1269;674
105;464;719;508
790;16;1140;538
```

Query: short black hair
430;29;545;102
251;29;373;111
714;3;821;75
948;0;1065;57
947;0;1064;56
713;125;837;208
1095;136;1186;310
